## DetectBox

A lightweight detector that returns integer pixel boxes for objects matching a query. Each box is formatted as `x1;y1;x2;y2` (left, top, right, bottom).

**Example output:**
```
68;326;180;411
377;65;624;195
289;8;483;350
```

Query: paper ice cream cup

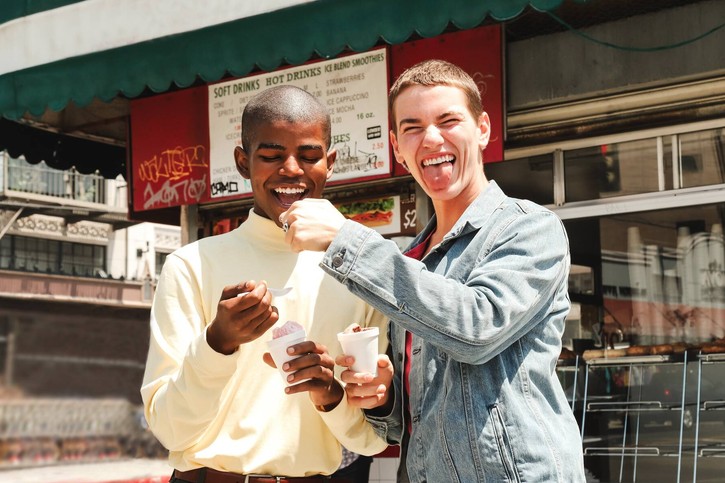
267;329;306;385
337;326;379;376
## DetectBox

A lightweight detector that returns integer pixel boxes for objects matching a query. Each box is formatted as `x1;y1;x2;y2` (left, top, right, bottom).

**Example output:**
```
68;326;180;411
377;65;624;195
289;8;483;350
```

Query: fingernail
282;363;289;371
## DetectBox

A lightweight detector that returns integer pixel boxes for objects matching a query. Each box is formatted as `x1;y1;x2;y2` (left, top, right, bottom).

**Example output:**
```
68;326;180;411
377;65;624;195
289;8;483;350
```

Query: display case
578;351;693;482
556;355;582;411
691;353;725;480
565;347;725;483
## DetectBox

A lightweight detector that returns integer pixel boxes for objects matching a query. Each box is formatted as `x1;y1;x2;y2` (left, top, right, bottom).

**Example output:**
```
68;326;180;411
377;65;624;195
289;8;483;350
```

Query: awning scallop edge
0;0;573;120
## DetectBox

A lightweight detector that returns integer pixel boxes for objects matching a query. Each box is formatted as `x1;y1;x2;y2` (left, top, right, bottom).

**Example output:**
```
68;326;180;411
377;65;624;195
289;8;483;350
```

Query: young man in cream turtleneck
142;85;387;483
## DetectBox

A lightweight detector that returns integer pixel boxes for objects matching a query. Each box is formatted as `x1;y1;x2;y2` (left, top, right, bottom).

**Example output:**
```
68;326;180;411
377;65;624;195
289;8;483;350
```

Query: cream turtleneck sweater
141;209;388;476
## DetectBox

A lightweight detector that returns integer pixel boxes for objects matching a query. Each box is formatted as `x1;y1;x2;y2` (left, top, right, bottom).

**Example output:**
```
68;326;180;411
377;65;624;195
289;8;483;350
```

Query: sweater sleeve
315;389;389;456
140;253;238;451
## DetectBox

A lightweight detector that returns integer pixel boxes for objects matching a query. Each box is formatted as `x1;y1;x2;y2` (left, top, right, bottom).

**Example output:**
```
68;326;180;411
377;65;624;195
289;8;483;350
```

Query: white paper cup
337;326;379;376
266;329;306;385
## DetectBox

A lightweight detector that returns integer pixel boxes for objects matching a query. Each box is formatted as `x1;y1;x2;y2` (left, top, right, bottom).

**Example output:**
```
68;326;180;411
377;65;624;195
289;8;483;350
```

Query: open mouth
422;154;455;168
274;186;308;207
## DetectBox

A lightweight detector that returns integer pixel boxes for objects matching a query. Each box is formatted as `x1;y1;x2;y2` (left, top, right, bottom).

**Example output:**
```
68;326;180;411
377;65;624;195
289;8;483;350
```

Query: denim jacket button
332;252;344;268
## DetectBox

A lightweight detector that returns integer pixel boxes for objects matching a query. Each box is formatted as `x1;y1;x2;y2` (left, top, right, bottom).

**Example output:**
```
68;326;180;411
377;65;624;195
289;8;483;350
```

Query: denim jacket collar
411;180;506;252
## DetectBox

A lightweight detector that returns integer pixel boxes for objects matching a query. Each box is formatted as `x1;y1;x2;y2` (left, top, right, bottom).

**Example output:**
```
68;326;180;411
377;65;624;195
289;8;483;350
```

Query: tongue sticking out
423;162;453;192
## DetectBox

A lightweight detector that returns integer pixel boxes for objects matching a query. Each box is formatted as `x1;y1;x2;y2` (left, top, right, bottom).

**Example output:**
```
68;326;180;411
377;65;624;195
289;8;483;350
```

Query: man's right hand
206;280;279;355
336;354;394;410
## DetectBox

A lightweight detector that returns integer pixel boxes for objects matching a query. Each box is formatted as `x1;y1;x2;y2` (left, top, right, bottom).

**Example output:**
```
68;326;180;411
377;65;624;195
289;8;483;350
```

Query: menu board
208;48;390;200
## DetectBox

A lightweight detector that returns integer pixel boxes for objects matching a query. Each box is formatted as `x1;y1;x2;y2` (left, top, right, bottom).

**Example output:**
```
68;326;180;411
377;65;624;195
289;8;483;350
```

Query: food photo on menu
336;196;396;231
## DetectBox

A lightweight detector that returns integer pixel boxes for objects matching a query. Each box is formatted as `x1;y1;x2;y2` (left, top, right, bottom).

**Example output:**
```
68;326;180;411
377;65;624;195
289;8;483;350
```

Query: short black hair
241;85;331;151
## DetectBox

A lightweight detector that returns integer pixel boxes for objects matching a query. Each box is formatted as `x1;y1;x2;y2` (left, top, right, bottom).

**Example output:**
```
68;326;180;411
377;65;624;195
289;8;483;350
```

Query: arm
311;306;391;454
140;254;277;451
321;210;570;365
337;351;404;446
262;340;388;455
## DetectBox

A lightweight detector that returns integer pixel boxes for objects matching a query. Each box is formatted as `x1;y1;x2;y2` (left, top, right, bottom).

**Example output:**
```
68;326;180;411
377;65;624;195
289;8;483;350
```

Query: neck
431;178;488;236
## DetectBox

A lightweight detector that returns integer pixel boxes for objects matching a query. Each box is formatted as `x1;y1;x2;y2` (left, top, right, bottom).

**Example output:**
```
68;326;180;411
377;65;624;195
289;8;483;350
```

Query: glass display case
555;347;725;482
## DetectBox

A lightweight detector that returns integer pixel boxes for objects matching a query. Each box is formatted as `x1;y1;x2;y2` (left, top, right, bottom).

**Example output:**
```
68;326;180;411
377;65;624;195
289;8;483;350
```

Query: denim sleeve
320;212;570;365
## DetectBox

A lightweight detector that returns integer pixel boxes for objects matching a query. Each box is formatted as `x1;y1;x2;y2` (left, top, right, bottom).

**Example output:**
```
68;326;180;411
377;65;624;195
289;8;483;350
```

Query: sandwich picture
337;197;395;228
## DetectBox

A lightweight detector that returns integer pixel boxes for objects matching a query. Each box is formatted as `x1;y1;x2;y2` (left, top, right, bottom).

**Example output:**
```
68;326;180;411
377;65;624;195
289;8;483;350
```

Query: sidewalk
0;458;172;483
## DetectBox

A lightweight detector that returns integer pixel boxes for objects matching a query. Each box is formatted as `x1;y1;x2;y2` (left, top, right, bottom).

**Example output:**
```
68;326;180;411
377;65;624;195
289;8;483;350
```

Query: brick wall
6;301;150;405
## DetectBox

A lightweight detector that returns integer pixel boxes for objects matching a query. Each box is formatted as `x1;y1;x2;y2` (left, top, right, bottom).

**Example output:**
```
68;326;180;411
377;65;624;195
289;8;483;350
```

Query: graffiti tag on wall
137;145;208;210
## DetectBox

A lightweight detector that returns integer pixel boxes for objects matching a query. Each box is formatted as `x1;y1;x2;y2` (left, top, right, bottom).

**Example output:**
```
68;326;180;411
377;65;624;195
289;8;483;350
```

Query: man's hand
206;280;279;355
263;341;344;409
280;199;346;253
336;354;394;410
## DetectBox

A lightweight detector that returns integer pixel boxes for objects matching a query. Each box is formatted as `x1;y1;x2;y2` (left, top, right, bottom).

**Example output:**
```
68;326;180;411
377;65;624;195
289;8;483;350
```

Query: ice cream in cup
267;320;307;385
337;324;379;376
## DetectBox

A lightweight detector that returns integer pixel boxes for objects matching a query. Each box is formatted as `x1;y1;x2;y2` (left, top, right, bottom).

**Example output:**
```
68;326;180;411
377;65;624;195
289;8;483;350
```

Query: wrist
313;381;344;412
315;399;341;413
205;326;237;355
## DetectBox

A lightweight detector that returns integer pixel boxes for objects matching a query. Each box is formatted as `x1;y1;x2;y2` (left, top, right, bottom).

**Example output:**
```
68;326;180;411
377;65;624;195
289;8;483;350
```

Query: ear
234;145;251;180
477;112;491;151
325;148;337;180
390;130;405;167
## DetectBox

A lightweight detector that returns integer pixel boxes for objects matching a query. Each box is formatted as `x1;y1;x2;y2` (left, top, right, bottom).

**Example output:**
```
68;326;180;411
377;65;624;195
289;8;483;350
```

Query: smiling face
390;84;490;212
235;119;335;226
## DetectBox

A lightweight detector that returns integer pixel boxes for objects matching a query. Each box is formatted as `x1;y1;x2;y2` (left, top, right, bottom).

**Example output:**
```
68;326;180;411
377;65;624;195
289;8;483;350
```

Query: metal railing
1;154;106;205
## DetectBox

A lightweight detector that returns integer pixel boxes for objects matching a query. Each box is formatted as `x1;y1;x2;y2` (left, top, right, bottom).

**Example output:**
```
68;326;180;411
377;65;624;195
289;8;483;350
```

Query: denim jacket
320;182;585;482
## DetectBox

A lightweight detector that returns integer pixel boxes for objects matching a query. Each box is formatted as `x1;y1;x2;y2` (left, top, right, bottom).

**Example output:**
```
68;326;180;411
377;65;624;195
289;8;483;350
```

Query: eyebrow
257;143;324;151
299;144;324;151
257;142;285;150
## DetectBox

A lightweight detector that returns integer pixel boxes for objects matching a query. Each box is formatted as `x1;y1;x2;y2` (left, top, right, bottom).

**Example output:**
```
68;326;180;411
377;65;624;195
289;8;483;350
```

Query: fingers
339;354;393;409
283;363;335;394
283;343;332;373
277;342;336;394
220;280;258;301
208;281;279;353
239;302;278;338
278;199;341;253
346;392;388;410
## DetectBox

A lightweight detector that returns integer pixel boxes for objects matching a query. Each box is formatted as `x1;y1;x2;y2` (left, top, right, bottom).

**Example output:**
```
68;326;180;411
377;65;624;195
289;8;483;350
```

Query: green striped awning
0;0;579;120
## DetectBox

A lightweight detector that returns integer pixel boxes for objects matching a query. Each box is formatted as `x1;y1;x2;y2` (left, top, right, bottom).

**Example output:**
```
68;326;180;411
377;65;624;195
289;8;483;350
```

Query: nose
279;155;304;176
422;125;444;149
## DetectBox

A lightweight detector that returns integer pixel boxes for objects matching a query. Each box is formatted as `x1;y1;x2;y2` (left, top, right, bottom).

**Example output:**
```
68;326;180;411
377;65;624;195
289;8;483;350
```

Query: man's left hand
263;340;343;409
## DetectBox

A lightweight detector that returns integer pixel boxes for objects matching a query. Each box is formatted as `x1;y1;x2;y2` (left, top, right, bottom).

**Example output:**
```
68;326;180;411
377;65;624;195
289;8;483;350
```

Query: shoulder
486;195;561;232
482;197;568;258
168;231;240;267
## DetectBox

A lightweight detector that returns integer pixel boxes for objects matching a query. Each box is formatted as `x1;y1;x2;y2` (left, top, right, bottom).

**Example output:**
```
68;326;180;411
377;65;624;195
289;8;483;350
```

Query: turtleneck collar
235;208;290;252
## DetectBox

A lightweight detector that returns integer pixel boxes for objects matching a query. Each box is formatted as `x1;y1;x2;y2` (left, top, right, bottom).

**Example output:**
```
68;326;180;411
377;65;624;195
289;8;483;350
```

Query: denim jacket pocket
436;405;462;483
489;404;522;483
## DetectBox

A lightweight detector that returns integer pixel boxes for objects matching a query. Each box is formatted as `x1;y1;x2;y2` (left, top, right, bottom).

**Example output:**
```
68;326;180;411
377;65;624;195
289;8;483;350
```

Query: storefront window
486;154;554;205
679;127;725;189
565;203;725;347
504;121;725;481
565;139;660;202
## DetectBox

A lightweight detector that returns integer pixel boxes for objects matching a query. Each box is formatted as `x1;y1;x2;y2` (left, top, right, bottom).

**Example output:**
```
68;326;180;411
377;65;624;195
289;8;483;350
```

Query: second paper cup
337;326;379;376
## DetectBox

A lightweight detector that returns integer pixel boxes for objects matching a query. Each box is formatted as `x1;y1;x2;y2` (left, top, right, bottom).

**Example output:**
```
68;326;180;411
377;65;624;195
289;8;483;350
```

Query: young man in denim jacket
281;60;585;482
